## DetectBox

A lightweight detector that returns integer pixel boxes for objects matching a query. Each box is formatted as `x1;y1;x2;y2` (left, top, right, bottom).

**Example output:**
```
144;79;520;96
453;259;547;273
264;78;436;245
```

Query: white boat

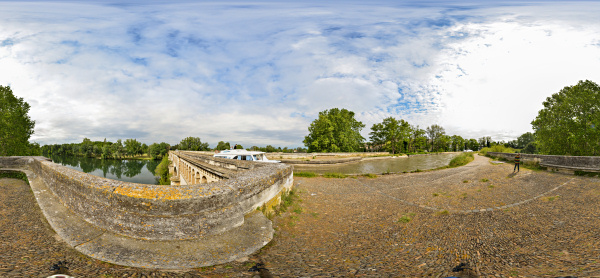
213;149;280;163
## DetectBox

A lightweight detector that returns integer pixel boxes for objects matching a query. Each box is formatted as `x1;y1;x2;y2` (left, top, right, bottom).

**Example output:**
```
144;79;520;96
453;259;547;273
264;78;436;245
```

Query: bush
154;155;171;185
479;145;516;156
294;172;317;178
448;152;474;168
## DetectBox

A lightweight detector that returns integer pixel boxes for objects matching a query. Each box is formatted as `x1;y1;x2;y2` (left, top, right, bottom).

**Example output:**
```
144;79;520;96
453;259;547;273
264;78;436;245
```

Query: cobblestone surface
2;154;600;277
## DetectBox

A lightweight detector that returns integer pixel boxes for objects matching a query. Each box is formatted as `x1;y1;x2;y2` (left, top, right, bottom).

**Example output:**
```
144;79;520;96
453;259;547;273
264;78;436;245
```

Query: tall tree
532;80;600;155
516;132;535;149
369;117;411;154
303;108;365;152
178;137;210;151
124;138;142;157
426;124;445;152
0;86;36;156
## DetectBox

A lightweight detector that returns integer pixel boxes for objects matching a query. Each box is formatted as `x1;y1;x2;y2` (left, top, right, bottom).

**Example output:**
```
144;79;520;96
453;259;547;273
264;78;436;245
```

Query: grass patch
0;171;29;184
361;173;377;178
542;195;560;202
575;170;600;177
398;213;415;223
463;180;469;183
488;185;495;189
436;210;450;215
448;152;474;168
460;193;468;198
522;161;547;171
310;212;319;218
432;193;439;197
480;178;489;182
412;169;422;173
323;172;347;178
294;171;317;178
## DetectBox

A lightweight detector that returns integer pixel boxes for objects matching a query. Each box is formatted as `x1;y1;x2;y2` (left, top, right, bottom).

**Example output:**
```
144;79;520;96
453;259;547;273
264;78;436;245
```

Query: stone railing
0;154;294;268
487;152;600;173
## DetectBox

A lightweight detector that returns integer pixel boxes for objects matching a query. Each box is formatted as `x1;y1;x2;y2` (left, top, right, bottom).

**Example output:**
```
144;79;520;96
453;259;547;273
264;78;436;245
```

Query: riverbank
2;154;598;277
281;152;458;165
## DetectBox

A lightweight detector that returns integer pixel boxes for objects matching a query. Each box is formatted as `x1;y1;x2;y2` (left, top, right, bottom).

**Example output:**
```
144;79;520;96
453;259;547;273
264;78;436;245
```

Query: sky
1;0;599;148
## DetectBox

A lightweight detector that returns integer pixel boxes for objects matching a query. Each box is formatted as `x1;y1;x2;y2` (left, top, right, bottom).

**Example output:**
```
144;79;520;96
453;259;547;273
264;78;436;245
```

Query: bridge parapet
0;154;293;268
487;152;600;173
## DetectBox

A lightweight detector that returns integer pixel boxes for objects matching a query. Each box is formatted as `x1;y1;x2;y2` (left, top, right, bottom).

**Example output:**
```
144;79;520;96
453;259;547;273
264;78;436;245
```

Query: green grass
323;172;347;178
448;152;474;168
462;180;469;183
294;171;317;178
575;170;600;177
488;185;495;189
0;171;29;184
436;210;450;215
432;193;439;197
480;178;489;182
361;173;377;178
398;213;415;223
412;169;422;173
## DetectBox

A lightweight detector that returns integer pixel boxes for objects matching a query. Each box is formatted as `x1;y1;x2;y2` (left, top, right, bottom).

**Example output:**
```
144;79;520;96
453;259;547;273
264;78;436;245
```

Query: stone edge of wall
487;152;600;173
0;155;291;269
0;156;293;241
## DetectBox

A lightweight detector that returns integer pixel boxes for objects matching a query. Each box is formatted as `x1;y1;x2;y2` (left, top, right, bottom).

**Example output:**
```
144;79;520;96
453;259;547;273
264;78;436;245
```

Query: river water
293;153;459;175
47;155;160;185
46;153;458;184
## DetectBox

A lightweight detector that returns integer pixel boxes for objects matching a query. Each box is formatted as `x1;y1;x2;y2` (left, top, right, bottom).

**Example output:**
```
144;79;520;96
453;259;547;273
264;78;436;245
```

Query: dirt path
1;155;600;277
257;155;600;277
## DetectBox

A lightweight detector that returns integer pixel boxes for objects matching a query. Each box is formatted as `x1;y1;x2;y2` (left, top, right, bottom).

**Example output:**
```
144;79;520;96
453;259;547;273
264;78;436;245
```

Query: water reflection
48;155;160;185
293;153;458;175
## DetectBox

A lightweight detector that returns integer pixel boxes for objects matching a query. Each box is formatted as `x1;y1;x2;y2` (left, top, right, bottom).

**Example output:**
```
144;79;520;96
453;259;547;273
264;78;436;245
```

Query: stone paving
1;154;600;277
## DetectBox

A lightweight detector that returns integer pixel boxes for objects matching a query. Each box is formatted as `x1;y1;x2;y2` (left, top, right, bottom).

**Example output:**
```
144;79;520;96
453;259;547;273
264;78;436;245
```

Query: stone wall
0;155;293;241
487;152;600;172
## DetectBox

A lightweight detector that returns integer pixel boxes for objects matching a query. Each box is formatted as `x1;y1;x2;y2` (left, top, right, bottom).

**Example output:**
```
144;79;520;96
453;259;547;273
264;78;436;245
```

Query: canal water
293;153;459;175
47;155;160;185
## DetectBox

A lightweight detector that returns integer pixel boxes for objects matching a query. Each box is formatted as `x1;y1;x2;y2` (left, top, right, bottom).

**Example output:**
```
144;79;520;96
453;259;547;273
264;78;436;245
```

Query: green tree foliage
154;155;171;185
178;137;210;151
467;138;479;151
426;124;445;152
516;132;535;149
124;138;142;157
369;117;411;154
0;86;36;156
147;142;170;160
532;80;600;155
216;141;230;150
451;135;465;151
303;108;365;152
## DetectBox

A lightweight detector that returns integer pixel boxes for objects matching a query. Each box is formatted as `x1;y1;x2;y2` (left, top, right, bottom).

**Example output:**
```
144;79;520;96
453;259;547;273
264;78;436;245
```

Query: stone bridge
0;152;293;269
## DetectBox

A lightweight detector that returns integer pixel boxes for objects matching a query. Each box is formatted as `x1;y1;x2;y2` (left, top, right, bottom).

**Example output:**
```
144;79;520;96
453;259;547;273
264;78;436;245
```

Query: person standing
513;153;521;172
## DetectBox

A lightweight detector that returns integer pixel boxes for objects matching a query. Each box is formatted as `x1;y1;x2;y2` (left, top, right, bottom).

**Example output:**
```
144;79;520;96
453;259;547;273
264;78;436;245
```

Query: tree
467;139;479;151
451;135;465;152
178;137;210;151
216;141;230;150
124;138;142;157
516;132;535;149
532;80;600;155
369;117;411;154
410;126;427;153
303;108;365;152
426;124;445;152
0;86;36;156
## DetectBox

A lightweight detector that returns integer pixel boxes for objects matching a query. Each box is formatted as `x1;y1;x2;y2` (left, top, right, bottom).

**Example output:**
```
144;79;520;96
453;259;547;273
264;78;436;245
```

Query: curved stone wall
1;155;293;241
487;152;600;172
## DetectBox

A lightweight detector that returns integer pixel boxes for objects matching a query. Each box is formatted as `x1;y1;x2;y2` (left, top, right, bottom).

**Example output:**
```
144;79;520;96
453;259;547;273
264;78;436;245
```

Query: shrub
294;172;317;178
449;152;474;168
479;145;516;156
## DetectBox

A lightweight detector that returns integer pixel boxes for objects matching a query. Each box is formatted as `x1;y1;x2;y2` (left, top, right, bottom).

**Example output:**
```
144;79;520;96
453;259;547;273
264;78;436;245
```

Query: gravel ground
2;154;600;277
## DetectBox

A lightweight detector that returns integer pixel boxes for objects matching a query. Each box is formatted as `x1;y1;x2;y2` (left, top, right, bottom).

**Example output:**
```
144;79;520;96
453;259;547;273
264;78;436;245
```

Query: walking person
513;153;521;172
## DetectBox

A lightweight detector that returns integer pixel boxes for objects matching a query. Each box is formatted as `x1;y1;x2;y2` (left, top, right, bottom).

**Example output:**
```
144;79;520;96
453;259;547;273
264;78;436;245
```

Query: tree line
3;80;599;158
303;108;484;154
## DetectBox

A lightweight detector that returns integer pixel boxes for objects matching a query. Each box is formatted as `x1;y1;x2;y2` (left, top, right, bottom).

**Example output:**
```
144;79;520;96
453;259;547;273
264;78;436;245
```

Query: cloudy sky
1;0;599;147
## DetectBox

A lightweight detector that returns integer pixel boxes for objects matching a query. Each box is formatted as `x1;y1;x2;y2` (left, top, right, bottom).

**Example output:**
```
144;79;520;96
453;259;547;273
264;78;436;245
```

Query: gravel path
2;154;600;277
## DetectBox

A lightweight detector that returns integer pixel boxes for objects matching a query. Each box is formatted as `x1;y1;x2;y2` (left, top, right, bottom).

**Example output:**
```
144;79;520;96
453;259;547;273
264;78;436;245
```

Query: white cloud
0;1;599;147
